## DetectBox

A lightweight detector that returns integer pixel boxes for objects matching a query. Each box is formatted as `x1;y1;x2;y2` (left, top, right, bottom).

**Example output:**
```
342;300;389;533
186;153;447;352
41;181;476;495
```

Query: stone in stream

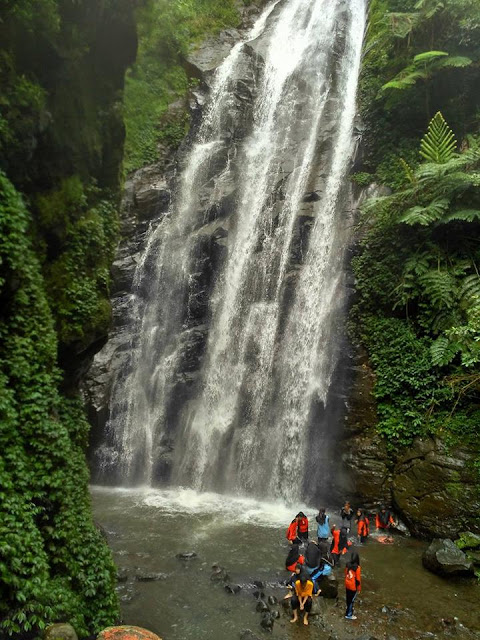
253;580;266;589
97;627;162;640
176;551;197;560
267;595;277;605
117;567;129;582
260;612;274;632
317;573;338;598
134;569;168;581
225;584;242;594
255;599;269;613
422;538;474;576
44;623;78;640
252;590;265;600
239;630;262;640
210;564;230;582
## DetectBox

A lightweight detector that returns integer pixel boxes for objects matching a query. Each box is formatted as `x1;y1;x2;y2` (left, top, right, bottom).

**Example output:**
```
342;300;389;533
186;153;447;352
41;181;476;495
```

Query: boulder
317;573;338;599
455;531;480;550
255;599;269;613
422;539;474;576
44;623;78;640
267;595;277;605
97;627;162;640
225;584;242;594
259;612;274;631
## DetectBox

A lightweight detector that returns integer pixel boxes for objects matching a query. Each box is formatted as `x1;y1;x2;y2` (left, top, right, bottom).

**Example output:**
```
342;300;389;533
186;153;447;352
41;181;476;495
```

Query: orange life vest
376;512;394;529
357;517;370;537
286;521;298;541
286;555;305;572
331;529;340;554
345;566;361;591
298;516;309;533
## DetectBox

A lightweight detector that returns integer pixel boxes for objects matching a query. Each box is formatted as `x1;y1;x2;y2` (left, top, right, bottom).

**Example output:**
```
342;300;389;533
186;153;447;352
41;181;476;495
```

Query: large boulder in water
97;627;162;640
422;539;474;576
317;573;338;598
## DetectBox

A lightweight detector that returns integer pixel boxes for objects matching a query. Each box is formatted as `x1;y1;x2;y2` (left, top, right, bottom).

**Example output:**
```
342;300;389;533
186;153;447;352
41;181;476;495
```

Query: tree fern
430;335;460;366
460;274;480;306
419;269;456;308
400;198;450;225
399;157;417;184
438;56;472;68
443;209;480;223
420;112;457;164
413;50;448;63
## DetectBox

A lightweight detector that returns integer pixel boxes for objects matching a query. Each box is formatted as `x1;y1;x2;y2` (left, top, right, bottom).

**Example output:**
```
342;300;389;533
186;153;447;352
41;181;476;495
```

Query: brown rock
44;623;78;640
97;626;162;640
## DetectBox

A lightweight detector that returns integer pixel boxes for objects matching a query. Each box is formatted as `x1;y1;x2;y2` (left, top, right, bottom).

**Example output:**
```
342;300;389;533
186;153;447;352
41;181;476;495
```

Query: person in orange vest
286;516;301;544
355;509;370;543
290;571;314;626
375;505;396;531
296;511;309;541
285;544;305;571
330;525;351;566
344;552;361;620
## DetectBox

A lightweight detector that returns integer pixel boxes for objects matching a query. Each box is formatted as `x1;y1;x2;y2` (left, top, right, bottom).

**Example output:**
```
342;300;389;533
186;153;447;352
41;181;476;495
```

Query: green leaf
420;112;457;164
413;50;448;63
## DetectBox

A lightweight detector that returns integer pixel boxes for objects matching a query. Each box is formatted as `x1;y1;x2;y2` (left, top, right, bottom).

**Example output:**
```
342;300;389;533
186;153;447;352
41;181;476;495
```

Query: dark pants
298;531;308;541
359;535;368;544
331;552;340;566
291;595;312;612
345;588;357;617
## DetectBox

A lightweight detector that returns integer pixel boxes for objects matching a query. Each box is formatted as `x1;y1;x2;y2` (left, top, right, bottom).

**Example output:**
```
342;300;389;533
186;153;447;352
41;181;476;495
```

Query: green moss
123;0;246;173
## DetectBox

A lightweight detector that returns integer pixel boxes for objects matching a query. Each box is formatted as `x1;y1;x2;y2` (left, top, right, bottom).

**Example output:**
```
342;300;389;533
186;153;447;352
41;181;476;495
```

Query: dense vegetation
0;1;136;636
124;0;258;172
352;0;480;472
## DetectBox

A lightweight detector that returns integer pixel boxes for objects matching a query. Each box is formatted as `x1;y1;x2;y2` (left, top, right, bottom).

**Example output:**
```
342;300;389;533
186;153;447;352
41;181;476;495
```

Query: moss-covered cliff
0;1;136;636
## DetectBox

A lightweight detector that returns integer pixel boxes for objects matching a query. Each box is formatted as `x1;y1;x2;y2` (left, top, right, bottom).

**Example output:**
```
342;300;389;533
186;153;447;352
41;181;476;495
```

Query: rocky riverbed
91;487;480;640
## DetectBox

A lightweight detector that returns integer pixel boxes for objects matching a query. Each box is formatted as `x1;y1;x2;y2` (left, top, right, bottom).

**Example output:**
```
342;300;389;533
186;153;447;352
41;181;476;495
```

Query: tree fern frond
420;112;457;164
414;0;445;19
460;274;480;305
382;69;427;91
437;56;472;68
399;157;417;184
387;12;421;38
413;50;448;63
430;335;460;367
419;269;456;308
443;209;480;223
399;198;449;225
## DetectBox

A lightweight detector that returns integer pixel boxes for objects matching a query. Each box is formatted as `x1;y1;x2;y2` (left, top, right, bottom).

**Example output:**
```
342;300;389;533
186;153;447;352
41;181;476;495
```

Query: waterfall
95;0;366;502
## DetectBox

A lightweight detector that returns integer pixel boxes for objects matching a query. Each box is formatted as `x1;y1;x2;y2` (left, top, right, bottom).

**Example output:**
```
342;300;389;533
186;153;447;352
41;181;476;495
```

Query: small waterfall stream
95;0;366;502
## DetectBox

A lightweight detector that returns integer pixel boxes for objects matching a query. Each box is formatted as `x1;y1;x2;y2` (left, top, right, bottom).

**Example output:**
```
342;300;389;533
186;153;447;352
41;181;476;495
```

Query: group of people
283;503;397;624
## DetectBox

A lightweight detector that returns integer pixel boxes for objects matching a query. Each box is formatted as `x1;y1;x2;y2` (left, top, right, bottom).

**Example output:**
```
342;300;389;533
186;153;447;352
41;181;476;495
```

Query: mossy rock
455;532;480;551
44;623;78;640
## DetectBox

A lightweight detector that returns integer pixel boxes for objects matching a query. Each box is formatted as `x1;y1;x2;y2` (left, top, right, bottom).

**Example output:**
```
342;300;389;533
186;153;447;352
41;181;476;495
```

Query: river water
91;487;479;640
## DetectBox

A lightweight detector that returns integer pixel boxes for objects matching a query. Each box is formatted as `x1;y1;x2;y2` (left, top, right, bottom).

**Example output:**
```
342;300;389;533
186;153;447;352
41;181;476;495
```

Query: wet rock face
393;438;480;538
422;539;474;576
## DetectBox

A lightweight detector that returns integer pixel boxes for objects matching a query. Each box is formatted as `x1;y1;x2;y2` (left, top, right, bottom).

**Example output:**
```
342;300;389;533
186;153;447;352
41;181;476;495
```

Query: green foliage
420;111;457;163
351;172;375;187
124;0;244;173
352;114;480;459
0;173;118;637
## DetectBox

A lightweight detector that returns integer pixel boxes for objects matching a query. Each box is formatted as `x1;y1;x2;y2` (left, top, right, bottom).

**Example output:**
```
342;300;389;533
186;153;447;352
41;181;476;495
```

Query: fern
414;0;445;19
419;269;456;308
438;56;472;68
443;209;480;223
430;335;460;366
460;274;480;305
400;198;449;225
420;112;457;164
399;157;417;184
413;50;448;63
382;68;427;91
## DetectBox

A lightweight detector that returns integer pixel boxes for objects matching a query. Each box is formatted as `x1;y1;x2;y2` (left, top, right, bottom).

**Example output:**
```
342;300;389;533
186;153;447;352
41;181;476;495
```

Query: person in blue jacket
316;508;330;542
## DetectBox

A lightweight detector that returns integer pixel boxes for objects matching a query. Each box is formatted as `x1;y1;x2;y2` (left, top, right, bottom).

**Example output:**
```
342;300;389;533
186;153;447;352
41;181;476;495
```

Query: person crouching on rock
286;543;305;572
356;509;370;544
305;540;321;574
345;552;361;620
286;515;301;544
375;505;396;531
291;571;314;626
331;525;351;566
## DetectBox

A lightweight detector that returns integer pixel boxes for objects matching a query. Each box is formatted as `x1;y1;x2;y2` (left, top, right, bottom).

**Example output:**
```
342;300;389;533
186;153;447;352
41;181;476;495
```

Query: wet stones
134;569;168;582
175;551;197;560
225;584;242;594
211;563;230;582
317;573;338;599
259;612;274;631
422;539;474;577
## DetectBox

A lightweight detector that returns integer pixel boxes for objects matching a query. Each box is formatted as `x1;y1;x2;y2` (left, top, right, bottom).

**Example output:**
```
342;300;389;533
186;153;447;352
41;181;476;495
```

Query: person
341;501;354;532
375;505;396;531
284;562;303;597
345;552;361;620
290;571;314;626
296;511;309;541
310;558;331;594
304;540;321;574
285;544;305;571
316;508;330;542
356;509;370;543
331;525;351;566
286;516;300;544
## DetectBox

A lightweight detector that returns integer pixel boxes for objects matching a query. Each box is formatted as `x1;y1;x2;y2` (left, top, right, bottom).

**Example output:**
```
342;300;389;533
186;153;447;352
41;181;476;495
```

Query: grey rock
422;539;474;576
255;600;269;613
240;631;262;640
267;595;277;605
176;551;197;560
225;584;242;594
260;612;274;631
317;573;338;599
116;567;129;582
44;624;78;640
134;569;168;581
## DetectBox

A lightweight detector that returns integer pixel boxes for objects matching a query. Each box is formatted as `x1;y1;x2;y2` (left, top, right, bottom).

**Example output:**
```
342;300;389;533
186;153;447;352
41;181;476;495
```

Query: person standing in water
331;525;351;566
296;512;309;541
375;505;396;531
341;501;354;532
355;509;370;543
316;508;330;542
286;515;301;544
290;572;314;626
345;552;361;620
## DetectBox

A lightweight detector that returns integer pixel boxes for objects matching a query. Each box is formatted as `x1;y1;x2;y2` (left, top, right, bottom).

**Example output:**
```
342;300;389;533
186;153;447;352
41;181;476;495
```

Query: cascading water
95;0;366;503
